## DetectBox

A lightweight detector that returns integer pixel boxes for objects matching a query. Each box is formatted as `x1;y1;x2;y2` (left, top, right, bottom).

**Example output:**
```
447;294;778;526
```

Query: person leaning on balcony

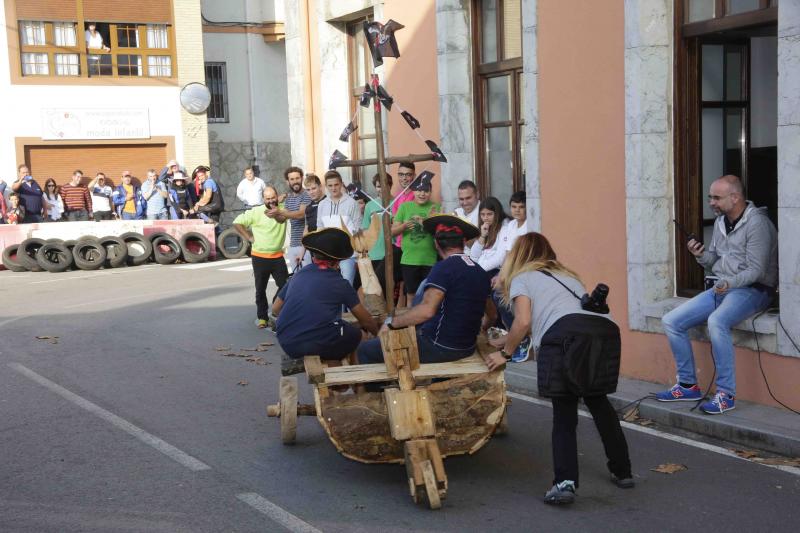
60;170;93;221
85;23;110;52
655;175;778;415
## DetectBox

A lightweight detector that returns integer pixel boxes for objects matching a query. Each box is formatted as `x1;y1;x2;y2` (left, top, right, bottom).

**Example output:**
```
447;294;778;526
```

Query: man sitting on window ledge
655;175;778;415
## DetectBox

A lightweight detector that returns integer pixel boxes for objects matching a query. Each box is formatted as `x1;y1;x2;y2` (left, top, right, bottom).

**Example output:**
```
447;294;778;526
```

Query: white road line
236;493;322;533
175;259;249;270
507;391;800;476
9;363;211;472
29;264;159;285
219;265;253;272
0;315;29;329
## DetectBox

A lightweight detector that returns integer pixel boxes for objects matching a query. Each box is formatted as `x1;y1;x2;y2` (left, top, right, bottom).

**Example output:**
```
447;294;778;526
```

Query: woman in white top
84;23;110;51
468;196;509;275
42;178;64;221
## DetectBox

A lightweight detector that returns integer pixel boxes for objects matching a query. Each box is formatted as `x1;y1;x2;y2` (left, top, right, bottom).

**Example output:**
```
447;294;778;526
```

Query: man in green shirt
391;171;440;295
233;186;288;328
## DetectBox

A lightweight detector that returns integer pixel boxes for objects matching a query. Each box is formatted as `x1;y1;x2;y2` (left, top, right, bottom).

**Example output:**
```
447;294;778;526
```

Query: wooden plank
303;356;324;384
322;364;390;385
424;439;448;492
412;356;489;379
385;389;435;441
320;354;489;386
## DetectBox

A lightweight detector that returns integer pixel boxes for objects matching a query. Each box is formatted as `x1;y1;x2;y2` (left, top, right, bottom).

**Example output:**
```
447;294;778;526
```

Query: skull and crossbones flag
376;85;394;111
328;149;349;169
363;19;405;68
401;110;420;129
359;84;374;108
339;121;358;142
425;140;448;163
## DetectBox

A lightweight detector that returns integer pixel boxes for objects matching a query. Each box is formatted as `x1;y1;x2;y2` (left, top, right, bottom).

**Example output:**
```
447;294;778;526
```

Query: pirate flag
359;84;374;108
425;140;448;163
376;85;394;111
363;19;405;68
410;170;435;191
339;121;358;142
328;149;348;170
401;110;420;129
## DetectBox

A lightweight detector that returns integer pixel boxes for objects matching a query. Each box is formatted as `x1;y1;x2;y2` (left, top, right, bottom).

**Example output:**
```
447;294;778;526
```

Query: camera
581;283;610;314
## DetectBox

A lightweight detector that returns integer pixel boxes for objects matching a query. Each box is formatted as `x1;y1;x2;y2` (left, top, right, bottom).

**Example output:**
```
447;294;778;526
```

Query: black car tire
99;236;128;268
2;244;29;272
152;234;181;265
18;238;46;272
179;232;211;263
119;232;153;266
73;241;107;270
216;227;250;259
36;242;73;273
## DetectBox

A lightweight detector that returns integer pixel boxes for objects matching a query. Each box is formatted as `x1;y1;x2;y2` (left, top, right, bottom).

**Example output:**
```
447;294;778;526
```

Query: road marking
220;265;253;272
29;264;159;284
175;258;249;270
507;391;800;476
236;493;322;533
9;363;211;472
0;315;29;329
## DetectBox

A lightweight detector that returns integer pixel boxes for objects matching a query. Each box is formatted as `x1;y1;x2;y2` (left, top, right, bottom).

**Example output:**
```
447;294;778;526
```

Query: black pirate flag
328;149;348;169
425;140;448;163
339;121;358;142
376;85;394;111
359;84;374;108
363;19;405;68
401;110;420;129
410;171;435;191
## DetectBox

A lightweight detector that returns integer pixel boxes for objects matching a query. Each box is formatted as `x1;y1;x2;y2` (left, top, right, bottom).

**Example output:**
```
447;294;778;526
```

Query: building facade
284;0;799;410
1;0;209;187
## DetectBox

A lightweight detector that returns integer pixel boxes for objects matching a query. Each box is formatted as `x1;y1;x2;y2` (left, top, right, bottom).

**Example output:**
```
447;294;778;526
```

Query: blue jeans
147;210;168;220
340;257;356;286
120;212;138;220
662;287;772;396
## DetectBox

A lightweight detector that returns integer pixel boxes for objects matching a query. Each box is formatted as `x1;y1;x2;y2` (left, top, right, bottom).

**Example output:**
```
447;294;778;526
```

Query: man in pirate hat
276;228;380;361
358;214;492;365
188;165;224;223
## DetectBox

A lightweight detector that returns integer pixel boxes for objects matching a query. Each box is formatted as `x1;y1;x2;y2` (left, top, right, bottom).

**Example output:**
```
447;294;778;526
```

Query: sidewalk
504;361;800;458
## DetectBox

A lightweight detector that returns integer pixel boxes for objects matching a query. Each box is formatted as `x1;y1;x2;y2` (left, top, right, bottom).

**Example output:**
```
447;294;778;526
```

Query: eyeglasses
47;184;56;188
707;194;732;201
398;172;414;178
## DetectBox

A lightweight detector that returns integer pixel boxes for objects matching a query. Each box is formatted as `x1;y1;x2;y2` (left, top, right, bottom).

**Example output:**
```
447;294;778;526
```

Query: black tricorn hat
422;214;480;242
301;228;354;260
191;165;210;179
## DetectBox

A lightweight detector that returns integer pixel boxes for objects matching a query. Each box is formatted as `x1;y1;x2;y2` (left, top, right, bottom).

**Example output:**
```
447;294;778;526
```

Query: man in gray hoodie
656;175;777;414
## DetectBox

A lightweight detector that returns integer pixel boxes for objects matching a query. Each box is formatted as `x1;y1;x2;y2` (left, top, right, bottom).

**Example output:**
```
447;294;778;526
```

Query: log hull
315;371;506;464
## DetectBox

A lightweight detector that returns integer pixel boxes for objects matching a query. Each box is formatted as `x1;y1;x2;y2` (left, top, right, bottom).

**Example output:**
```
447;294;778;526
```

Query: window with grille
116;24;140;48
54;22;77;46
22;52;49;75
54;53;80;76
205;62;229;123
147;55;171;77
118;54;142;76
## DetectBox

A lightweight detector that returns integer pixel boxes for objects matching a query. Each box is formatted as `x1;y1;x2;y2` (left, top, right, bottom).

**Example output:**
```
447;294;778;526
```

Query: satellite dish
180;82;212;114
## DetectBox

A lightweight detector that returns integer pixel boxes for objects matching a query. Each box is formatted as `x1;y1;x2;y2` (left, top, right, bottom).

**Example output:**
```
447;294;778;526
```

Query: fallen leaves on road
259;342;274;347
245;357;270;366
237;380;249;386
732;449;759;459
651;463;688;474
215;346;232;351
256;346;269;352
240;347;259;352
753;457;800;467
638;418;654;427
36;335;60;345
222;352;246;358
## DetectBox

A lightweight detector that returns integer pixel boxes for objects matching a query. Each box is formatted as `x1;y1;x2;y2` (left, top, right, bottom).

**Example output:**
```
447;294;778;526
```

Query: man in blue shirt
141;169;169;220
11;164;44;223
189;165;224;224
277;227;379;361
358;214;491;364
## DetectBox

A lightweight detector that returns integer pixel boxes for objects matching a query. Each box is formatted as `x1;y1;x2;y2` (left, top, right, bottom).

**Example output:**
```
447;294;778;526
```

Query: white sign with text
41;108;151;140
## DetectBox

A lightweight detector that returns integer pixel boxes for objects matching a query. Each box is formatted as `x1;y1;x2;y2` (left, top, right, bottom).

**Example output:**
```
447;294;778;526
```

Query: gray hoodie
697;201;778;289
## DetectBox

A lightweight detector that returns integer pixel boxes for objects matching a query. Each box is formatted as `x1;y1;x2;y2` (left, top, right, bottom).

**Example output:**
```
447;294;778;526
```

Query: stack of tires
215;227;250;260
1;231;213;273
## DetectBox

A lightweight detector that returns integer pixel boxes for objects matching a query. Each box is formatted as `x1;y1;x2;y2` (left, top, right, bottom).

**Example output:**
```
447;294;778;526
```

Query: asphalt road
1;259;798;532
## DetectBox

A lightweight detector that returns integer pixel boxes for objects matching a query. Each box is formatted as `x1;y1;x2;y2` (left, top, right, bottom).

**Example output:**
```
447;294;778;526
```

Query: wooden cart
267;326;507;509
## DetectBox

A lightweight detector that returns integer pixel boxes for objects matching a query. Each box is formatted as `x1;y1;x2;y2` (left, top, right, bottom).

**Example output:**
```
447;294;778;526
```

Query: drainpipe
244;0;259;171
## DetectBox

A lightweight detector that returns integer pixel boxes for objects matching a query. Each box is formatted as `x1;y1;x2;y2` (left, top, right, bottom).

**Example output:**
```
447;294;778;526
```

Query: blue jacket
168;186;195;219
112;184;145;218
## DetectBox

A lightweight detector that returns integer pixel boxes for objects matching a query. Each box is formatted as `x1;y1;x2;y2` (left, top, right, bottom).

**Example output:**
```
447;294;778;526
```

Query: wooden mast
371;73;395;315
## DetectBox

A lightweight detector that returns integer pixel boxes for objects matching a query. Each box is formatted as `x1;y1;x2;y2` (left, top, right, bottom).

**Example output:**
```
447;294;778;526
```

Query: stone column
777;2;800;356
521;0;540;231
174;0;209;169
623;0;674;330
436;0;475;213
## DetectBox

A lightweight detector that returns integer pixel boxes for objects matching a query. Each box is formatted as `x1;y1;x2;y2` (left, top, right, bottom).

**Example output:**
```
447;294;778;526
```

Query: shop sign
41;108;151;140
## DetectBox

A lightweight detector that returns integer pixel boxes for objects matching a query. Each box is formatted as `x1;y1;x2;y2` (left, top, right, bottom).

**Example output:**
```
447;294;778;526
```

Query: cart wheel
280;377;298;444
421;460;442;510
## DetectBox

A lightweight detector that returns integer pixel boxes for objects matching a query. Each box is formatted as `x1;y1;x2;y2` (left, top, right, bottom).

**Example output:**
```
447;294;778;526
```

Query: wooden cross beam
331;153;438;168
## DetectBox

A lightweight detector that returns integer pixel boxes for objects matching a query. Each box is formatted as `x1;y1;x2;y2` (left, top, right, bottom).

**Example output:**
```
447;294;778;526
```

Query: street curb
504;365;800;458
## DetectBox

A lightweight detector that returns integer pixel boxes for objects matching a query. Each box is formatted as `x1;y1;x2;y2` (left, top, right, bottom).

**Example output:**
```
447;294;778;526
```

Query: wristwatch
500;349;512;361
384;317;398;330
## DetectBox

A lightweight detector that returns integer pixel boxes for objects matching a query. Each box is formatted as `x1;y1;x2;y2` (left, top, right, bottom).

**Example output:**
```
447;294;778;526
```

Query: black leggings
252;256;289;320
550;395;631;487
401;265;431;295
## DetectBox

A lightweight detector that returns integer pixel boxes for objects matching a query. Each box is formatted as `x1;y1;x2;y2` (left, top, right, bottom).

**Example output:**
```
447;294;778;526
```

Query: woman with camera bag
485;232;633;505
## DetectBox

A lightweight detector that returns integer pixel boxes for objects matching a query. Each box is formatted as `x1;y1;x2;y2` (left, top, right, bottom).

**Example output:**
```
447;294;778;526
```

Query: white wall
201;0;285;24
202;32;290;144
0;8;184;178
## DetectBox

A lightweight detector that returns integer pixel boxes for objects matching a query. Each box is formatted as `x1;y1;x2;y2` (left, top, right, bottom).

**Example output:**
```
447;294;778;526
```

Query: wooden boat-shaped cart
268;326;507;509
